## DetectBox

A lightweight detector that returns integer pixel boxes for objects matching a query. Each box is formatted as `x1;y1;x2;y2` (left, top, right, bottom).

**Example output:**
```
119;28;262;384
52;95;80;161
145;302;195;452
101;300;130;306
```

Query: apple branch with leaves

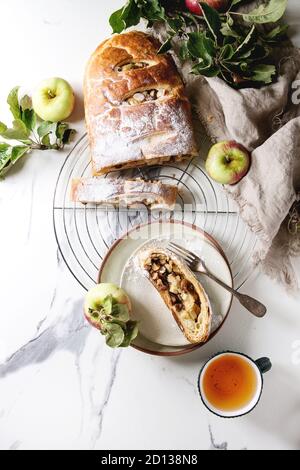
109;0;289;87
88;295;139;348
0;87;76;178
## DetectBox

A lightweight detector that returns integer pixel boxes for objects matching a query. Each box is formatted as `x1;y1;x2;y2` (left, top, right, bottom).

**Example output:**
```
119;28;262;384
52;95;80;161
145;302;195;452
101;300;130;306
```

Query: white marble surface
0;0;300;451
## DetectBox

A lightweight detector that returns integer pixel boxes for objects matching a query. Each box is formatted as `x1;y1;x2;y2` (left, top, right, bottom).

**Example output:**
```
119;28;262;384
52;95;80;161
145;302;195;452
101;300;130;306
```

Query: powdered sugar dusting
72;177;177;209
90;98;196;171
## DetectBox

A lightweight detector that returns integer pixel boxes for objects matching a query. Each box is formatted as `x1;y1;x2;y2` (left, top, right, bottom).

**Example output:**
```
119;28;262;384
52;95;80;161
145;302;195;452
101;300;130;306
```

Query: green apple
205;141;251;185
32;77;75;122
84;283;138;349
84;283;132;330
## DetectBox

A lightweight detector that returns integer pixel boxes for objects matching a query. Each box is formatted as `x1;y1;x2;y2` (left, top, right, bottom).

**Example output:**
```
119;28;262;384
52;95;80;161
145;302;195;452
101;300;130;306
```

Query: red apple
185;0;229;15
205;141;251;185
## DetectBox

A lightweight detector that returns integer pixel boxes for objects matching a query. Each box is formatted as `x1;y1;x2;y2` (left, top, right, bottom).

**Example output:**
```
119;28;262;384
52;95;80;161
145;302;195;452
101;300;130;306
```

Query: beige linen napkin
183;47;300;290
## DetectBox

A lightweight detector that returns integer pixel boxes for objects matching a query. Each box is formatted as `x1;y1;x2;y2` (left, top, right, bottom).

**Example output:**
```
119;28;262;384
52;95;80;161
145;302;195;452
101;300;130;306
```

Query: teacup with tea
198;351;272;418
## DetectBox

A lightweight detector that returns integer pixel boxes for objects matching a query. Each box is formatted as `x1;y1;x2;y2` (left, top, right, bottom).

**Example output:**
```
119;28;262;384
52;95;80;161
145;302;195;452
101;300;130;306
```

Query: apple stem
30;142;50;150
47;89;56;99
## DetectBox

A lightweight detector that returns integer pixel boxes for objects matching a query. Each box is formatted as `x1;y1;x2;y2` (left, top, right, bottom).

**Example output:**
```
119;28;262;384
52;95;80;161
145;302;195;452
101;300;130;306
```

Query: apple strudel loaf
84;31;198;175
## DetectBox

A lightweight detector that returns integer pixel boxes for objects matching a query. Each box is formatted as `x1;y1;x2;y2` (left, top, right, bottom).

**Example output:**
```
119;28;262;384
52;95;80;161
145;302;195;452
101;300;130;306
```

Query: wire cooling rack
53;133;257;291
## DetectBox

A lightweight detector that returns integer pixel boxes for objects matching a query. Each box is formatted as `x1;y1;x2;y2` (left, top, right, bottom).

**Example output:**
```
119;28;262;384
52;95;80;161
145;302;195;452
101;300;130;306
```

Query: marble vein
0;299;88;379
177;375;197;393
209;425;228;451
36;287;57;334
93;350;122;448
9;440;21;450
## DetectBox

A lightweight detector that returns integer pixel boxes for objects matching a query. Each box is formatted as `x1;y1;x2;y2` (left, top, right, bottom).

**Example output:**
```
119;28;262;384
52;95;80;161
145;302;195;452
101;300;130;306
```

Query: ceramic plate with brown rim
98;220;233;356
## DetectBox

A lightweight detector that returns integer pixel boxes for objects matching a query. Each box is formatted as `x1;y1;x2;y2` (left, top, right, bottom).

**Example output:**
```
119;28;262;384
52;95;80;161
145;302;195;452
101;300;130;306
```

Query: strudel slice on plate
84;31;197;175
71;177;178;210
140;248;211;344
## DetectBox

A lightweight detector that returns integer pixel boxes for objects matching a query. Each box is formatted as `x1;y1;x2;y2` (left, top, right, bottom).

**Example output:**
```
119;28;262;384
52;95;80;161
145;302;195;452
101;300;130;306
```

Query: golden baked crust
140;248;211;344
84;31;198;175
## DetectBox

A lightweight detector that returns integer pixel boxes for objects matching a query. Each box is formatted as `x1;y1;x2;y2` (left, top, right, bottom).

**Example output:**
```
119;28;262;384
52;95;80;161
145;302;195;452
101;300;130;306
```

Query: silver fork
168;242;267;318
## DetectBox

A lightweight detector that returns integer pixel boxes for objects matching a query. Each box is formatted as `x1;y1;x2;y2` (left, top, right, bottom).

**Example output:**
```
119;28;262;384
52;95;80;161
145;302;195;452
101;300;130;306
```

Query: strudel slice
71;177;178;210
140;248;211;344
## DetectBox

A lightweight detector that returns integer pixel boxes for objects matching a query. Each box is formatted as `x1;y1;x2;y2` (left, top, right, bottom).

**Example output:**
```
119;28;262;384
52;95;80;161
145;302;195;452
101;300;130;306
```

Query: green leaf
121;321;139;347
0;122;7;134
187;32;216;62
11;145;29;163
102;295;113;315
19;94;36;131
61;128;76;145
7;87;21;120
242;0;287;24
254;44;269;59
200;2;222;44
263;23;289;41
235;47;254;60
104;323;125;348
220;44;235;60
187;32;204;59
22;109;36;131
240;61;249;72
122;0;141;29
141;0;165;22
41;134;51;146
232;24;256;57
111;303;130;322
0;119;30;141
109;7;126;33
266;23;288;39
0;143;12;172
158;36;173;54
20;95;32;111
56;122;69;140
37;121;75;149
220;21;240;38
230;0;248;8
193;64;220;77
179;42;189;61
251;64;276;83
166;15;185;34
37;121;57;138
0;143;29;178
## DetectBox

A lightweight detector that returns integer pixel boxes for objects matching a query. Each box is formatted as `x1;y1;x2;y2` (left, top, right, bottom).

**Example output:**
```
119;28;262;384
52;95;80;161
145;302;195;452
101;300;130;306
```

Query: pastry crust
70;177;178;209
84;31;197;175
140;248;211;344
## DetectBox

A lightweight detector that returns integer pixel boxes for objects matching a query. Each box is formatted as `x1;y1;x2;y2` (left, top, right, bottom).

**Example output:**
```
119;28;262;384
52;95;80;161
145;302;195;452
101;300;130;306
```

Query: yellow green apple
84;283;132;330
32;77;75;122
205;141;251;185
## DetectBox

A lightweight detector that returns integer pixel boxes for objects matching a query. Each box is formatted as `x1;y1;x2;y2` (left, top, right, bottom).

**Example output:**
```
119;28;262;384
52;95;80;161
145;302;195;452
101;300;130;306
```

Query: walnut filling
115;61;149;72
144;253;203;332
125;89;167;106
